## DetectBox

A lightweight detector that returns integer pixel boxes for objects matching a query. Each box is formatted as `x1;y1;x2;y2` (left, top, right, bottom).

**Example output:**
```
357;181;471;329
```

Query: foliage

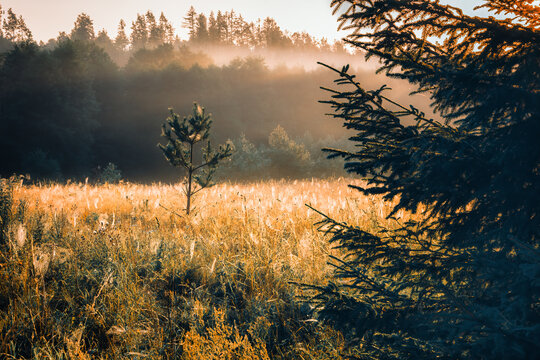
267;125;311;175
0;179;367;359
221;127;348;180
0;4;427;182
159;103;233;214
0;40;115;179
309;0;540;359
182;308;270;360
181;7;343;51
1;7;32;43
0;40;372;181
98;163;122;184
70;13;95;42
0;177;15;246
125;43;212;72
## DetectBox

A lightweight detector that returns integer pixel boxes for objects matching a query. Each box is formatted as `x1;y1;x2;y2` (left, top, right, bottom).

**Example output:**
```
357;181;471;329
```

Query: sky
1;0;489;43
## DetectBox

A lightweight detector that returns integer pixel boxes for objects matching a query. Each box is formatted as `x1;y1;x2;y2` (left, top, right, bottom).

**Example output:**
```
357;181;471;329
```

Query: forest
0;4;430;182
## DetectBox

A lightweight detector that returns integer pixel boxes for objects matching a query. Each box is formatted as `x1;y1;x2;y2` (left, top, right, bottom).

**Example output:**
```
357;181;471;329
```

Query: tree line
0;39;360;181
0;2;361;181
181;6;346;51
0;4;347;58
0;2;431;182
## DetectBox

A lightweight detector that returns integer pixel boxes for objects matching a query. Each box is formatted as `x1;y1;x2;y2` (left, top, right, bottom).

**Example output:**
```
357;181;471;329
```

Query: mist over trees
0;3;430;182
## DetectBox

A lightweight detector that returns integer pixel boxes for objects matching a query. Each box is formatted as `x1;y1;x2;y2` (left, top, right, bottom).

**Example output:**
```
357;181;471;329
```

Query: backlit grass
0;178;403;359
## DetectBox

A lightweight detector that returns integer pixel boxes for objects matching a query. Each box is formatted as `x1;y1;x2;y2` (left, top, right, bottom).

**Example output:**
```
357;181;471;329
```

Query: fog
0;7;436;182
188;43;374;71
0;42;435;182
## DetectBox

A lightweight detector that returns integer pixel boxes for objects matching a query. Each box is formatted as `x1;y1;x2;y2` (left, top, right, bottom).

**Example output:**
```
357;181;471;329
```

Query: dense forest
0;4;429;182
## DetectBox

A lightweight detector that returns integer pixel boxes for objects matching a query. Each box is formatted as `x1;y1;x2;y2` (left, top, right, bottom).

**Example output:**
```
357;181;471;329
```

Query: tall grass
0;178;403;359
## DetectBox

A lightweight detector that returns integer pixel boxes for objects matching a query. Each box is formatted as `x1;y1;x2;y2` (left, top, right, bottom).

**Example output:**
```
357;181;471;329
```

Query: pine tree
215;11;227;44
2;8;32;42
158;13;174;45
0;4;4;39
146;11;165;48
235;16;253;48
114;20;129;50
194;13;209;43
130;14;147;50
158;103;233;215
262;18;285;47
2;8;18;40
309;1;540;359
208;11;219;43
223;10;235;44
70;13;95;42
183;6;197;41
95;29;114;52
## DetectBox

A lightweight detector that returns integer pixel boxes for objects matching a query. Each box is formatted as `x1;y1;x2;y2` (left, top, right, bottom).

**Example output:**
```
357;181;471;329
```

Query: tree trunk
186;142;194;215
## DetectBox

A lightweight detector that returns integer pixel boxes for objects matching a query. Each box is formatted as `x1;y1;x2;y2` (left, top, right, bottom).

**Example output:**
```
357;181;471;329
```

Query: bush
220;126;348;180
98;163;122;184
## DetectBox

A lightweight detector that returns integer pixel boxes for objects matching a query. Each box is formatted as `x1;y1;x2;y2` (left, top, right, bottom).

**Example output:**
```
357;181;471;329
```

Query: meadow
0;177;402;359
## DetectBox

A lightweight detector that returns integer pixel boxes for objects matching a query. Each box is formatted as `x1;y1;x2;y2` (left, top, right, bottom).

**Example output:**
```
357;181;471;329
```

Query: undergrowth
0;178;399;359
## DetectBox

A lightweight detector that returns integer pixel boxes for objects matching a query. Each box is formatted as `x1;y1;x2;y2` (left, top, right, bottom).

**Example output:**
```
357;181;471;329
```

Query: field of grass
0;178;400;359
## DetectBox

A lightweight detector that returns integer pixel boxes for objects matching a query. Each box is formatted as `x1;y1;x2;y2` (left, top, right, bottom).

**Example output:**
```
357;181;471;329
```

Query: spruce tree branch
318;61;446;131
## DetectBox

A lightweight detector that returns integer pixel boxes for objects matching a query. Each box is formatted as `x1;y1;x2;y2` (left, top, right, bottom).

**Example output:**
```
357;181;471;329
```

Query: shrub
98;162;122;184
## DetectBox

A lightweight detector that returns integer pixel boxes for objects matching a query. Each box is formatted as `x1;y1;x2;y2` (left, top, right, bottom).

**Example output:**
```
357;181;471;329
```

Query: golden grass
1;178;400;359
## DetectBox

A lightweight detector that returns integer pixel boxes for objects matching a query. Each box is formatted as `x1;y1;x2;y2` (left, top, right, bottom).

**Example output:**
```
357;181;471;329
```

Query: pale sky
1;0;489;43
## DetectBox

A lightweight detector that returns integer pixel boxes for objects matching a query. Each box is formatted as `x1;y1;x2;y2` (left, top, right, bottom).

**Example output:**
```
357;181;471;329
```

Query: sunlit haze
2;0;488;43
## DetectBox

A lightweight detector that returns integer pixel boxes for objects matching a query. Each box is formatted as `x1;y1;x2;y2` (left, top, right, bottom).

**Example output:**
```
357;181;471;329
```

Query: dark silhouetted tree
261;17;287;47
0;4;3;39
95;29;114;52
194;13;208;43
158;103;233;215
158;12;175;44
0;41;115;178
208;11;219;43
2;8;32;42
145;11;163;48
114;19;129;50
183;6;197;41
130;14;147;50
70;13;95;42
308;0;540;359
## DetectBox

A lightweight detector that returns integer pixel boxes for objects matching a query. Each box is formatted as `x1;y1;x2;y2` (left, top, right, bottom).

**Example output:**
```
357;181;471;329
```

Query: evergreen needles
158;103;233;215
310;1;540;358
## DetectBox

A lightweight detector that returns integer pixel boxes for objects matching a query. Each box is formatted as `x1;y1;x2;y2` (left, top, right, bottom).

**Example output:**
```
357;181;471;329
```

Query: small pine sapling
158;103;233;215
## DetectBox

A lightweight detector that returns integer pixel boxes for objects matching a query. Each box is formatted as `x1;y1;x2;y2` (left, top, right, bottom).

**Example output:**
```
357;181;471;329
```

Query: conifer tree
262;18;285;47
195;14;209;43
158;103;233;215
0;4;4;39
114;20;129;50
215;11;227;43
183;6;197;41
310;1;540;359
70;13;95;42
2;8;17;40
208;11;219;43
2;8;32;42
95;29;114;52
130;14;147;50
158;13;174;44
